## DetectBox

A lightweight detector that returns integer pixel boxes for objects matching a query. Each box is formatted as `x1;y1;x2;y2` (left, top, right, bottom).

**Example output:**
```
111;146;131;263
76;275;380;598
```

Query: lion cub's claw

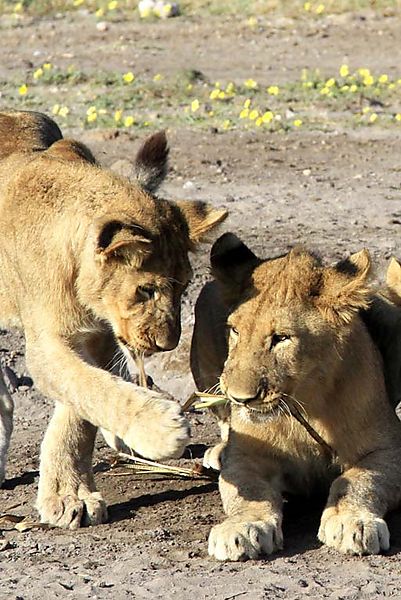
318;508;390;555
208;517;283;561
38;492;108;529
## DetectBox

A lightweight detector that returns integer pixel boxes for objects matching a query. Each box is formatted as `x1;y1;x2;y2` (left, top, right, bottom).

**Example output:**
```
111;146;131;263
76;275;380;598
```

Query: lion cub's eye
136;285;156;301
270;334;290;349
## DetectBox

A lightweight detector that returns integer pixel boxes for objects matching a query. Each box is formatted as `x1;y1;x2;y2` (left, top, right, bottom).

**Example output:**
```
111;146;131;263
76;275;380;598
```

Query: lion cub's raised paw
208;515;283;561
318;507;390;555
38;491;107;530
118;391;190;461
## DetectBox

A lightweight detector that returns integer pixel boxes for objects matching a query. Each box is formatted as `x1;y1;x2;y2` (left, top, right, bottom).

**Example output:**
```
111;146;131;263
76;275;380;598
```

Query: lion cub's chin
237;401;281;424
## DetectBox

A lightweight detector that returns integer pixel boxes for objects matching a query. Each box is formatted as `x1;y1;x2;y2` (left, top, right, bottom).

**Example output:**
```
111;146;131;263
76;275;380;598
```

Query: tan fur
191;233;401;560
0;110;227;528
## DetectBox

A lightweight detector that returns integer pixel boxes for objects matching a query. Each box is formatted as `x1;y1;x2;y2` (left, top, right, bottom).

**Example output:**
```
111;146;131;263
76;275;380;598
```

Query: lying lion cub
191;233;401;560
0;110;227;528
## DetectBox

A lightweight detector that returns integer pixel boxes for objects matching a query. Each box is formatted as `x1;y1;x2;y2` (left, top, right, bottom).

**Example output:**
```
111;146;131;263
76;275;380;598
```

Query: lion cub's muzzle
225;377;279;411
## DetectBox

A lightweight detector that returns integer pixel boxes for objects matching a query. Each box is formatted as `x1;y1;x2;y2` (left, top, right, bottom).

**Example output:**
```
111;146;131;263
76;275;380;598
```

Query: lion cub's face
76;131;227;359
211;234;371;420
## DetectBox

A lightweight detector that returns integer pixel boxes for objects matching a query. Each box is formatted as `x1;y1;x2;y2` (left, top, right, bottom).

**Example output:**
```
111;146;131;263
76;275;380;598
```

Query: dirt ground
1;6;401;600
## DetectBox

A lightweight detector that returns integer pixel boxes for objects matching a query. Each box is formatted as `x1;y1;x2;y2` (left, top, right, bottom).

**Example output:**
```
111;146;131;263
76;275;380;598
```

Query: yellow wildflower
389;83;395;90
341;85;349;92
210;89;220;100
222;119;231;130
153;73;163;81
114;110;123;122
320;87;330;95
13;2;22;12
244;78;258;89
395;114;401;122
255;118;263;127
123;72;135;83
293;119;303;127
191;99;200;112
339;64;349;78
362;106;371;114
369;113;378;123
87;113;97;123
108;0;118;10
363;75;374;86
325;78;335;88
303;2;311;10
58;106;69;118
52;104;60;115
187;83;193;91
239;108;249;119
243;98;251;109
247;16;257;27
226;82;235;94
86;106;97;116
315;3;325;14
378;74;388;84
96;8;104;17
267;85;279;95
43;63;52;70
33;68;43;80
249;110;259;120
18;84;28;95
218;91;226;100
350;84;358;93
262;111;274;123
124;116;135;127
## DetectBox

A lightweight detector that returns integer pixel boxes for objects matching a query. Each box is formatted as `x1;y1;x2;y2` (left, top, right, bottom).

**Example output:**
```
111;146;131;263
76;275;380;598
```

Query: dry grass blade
285;398;336;459
183;391;227;411
116;452;218;480
0;514;51;532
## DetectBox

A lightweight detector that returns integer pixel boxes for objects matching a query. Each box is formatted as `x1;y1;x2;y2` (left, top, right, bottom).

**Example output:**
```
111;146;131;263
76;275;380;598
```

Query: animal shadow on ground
2;470;38;490
108;482;217;524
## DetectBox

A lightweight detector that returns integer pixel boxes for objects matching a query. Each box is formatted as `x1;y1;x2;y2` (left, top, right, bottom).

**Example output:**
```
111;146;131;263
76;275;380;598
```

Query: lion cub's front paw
38;491;108;530
208;515;283;561
120;392;190;461
318;507;390;555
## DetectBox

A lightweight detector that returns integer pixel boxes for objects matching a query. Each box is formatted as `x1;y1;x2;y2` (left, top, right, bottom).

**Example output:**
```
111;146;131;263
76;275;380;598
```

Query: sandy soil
1;7;401;600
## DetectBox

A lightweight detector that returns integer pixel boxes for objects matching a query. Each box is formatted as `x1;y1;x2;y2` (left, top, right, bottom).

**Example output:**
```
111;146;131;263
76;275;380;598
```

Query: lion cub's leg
37;402;107;529
318;449;401;555
208;445;284;561
203;418;229;470
0;370;13;485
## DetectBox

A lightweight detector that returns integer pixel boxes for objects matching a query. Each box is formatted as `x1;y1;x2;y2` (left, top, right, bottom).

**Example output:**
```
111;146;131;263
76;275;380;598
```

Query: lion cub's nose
228;379;268;404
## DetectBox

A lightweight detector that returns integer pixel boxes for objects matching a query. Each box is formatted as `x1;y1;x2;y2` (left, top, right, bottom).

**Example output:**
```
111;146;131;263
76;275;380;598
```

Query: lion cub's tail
0;110;63;161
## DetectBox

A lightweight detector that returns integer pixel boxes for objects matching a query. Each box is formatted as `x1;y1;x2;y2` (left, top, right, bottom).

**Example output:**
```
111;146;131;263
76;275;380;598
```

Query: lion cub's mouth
230;392;282;415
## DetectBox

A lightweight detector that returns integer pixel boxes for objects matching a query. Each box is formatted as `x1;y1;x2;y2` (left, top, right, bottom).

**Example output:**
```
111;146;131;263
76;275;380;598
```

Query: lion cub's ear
317;249;372;324
386;257;401;305
210;233;260;302
95;216;152;262
134;131;169;194
176;201;228;244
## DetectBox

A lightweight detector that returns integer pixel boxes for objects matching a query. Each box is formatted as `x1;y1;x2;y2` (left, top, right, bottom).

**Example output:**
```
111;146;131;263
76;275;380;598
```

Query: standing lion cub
192;233;401;560
0;110;227;528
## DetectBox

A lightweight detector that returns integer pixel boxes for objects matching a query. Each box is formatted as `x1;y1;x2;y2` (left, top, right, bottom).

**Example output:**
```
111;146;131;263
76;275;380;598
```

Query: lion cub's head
210;234;372;420
72;131;227;358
